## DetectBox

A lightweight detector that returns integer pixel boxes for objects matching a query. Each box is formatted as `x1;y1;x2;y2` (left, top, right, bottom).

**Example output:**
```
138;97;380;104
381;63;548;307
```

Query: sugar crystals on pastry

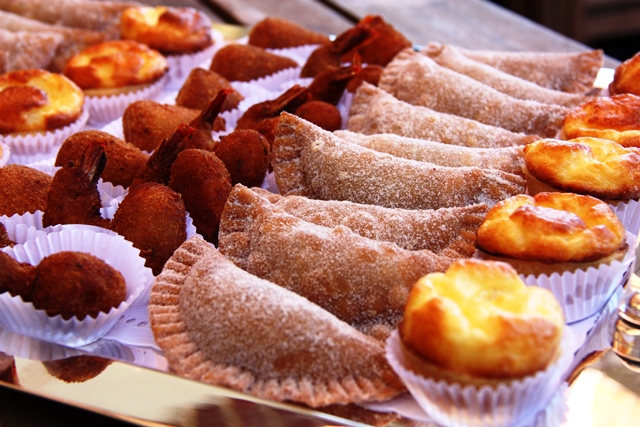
379;49;569;137
272;112;526;210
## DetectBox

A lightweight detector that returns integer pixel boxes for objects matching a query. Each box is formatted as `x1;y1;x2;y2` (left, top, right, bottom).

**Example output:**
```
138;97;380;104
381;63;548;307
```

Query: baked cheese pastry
609;51;640;96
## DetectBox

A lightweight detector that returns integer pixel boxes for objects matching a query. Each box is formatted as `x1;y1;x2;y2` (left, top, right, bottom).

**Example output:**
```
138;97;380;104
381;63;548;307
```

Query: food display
1;3;639;426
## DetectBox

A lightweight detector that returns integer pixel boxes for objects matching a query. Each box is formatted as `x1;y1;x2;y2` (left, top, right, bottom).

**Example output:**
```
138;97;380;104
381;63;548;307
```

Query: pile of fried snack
2;1;640;425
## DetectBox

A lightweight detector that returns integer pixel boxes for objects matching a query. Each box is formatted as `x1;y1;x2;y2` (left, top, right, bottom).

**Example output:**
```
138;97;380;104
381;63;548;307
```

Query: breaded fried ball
0;165;52;216
31;251;127;320
110;182;187;275
175;68;244;112
209;44;298;82
294;100;342;132
56;130;149;188
0;251;36;302
213;129;270;187
43;355;113;383
169;149;231;244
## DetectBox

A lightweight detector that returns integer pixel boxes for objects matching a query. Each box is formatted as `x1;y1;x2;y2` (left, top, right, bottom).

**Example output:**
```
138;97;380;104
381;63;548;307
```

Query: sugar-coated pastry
0;28;64;73
399;258;564;383
0;68;84;134
476;192;627;269
62;40;168;96
379;49;569;137
561;94;640;148
609;51;640;96
120;6;213;55
348;83;539;148
149;236;406;407
523;137;640;201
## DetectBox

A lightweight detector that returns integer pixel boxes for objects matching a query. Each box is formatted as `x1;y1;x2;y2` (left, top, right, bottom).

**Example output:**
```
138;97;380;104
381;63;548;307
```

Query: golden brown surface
218;185;457;338
250;187;487;258
55;130;149;189
43;356;113;383
62;39;168;93
609;51;640;96
0;251;36;301
31;251;126;320
0;68;84;134
340;15;412;67
248;16;330;49
379;49;569;138
523;137;640;200
209;44;298;82
175;68;243;112
348;83;540;148
213;129;270;188
477;193;627;264
149;236;405;407
272;113;525;210
399;259;564;381
562;94;640;148
0;164;53;216
120;5;213;55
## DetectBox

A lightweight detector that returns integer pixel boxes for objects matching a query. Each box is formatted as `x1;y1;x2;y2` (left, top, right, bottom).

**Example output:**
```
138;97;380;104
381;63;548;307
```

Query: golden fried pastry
272;113;526;210
44;143;110;229
169;149;232;245
175;68;243;112
248;16;331;49
110;182;187;275
399;258;564;383
219;185;458;337
0;0;135;40
0;28;64;72
476;193;628;275
56;130;149;189
209;44;298;82
149;236;405;407
609;51;640;96
422;43;589;108
523;137;640;201
335;130;525;176
0;164;52;216
43;356;112;383
120;6;213;55
348;83;539;148
62;40;168;96
0;251;36;301
561;94;640;148
457;47;603;94
31;251;127;320
379;49;569;137
251;187;487;257
0;10;107;73
122;100;224;153
213;129;270;187
0;68;84;135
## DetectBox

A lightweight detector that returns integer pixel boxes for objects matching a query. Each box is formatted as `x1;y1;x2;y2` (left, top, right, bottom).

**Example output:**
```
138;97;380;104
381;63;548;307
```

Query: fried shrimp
214;129;270;187
0;165;52;216
55;130;149;189
43;143;110;229
169;149;232;244
0;251;36;301
176;68;243;112
110;182;187;275
187;88;232;152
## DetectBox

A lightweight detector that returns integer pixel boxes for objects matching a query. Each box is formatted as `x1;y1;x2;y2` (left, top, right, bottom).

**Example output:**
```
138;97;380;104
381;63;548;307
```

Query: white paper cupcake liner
386;329;575;427
0;229;154;347
3;109;89;165
610;199;640;236
520;231;637;324
165;43;219;89
85;74;169;126
1;210;117;239
267;44;319;66
0;141;10;167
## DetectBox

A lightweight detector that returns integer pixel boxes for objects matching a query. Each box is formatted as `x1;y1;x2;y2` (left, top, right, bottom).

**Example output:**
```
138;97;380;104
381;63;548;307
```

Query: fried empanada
335;130;525;176
251;187;487;258
348;83;539;148
379;49;569;138
219;185;458;337
149;236;405;408
456;46;603;94
422;43;589;108
0;29;63;72
273;113;526;210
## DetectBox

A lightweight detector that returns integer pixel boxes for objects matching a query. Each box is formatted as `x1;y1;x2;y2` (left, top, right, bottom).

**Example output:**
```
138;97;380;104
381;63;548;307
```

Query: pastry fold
149;236;405;407
379;49;569;137
218;185;457;336
347;83;539;148
456;46;603;94
272;112;526;210
0;29;63;72
251;187;488;258
422;43;589;108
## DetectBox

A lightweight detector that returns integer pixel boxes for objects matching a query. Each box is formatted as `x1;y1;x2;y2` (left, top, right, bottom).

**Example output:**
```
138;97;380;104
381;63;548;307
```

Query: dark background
491;0;640;61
